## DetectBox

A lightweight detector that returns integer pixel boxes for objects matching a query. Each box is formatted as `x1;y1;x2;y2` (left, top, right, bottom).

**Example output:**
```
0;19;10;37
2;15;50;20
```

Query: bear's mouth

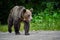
23;18;31;22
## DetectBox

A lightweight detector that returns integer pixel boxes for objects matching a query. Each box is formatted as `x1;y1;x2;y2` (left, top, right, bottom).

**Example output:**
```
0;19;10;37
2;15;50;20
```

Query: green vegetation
0;1;60;32
30;11;60;31
0;23;24;32
0;25;8;32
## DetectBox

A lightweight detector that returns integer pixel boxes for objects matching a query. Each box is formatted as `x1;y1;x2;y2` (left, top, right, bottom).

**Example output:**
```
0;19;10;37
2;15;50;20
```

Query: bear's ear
23;9;26;13
30;8;33;12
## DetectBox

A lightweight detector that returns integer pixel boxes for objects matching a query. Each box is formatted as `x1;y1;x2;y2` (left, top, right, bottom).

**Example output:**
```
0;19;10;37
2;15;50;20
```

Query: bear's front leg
24;21;30;35
14;20;20;35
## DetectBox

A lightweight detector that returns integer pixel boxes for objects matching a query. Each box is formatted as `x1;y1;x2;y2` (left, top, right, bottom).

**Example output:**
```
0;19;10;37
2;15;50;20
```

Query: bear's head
22;8;33;22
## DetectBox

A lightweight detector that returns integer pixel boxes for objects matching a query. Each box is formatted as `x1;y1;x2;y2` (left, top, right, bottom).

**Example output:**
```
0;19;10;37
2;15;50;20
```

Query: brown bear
7;6;33;35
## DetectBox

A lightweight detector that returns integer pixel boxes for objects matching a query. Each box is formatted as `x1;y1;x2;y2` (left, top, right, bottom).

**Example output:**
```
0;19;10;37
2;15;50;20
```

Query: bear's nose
30;16;32;20
30;17;33;21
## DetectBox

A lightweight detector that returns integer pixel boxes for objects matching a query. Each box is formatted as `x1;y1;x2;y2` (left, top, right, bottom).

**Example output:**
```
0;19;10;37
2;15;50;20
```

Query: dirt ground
0;31;60;40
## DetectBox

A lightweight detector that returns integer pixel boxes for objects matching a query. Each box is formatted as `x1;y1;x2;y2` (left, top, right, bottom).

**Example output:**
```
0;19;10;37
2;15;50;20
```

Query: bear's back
10;6;25;20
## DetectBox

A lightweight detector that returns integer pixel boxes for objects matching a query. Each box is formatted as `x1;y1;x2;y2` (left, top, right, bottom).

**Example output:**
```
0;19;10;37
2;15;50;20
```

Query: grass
30;21;60;31
0;23;24;32
0;25;8;32
0;20;60;32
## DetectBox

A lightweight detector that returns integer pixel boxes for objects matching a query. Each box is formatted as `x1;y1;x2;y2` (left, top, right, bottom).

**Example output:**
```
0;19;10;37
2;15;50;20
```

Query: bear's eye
28;15;30;17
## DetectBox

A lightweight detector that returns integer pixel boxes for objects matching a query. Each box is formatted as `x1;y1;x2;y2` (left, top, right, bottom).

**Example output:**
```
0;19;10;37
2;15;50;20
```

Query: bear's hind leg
8;18;13;33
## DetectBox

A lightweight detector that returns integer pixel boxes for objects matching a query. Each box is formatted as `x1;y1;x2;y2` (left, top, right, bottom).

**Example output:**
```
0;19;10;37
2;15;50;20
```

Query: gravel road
0;31;60;40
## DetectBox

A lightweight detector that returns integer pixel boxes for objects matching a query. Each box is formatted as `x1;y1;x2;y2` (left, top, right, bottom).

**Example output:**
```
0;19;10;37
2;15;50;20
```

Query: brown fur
8;6;33;35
